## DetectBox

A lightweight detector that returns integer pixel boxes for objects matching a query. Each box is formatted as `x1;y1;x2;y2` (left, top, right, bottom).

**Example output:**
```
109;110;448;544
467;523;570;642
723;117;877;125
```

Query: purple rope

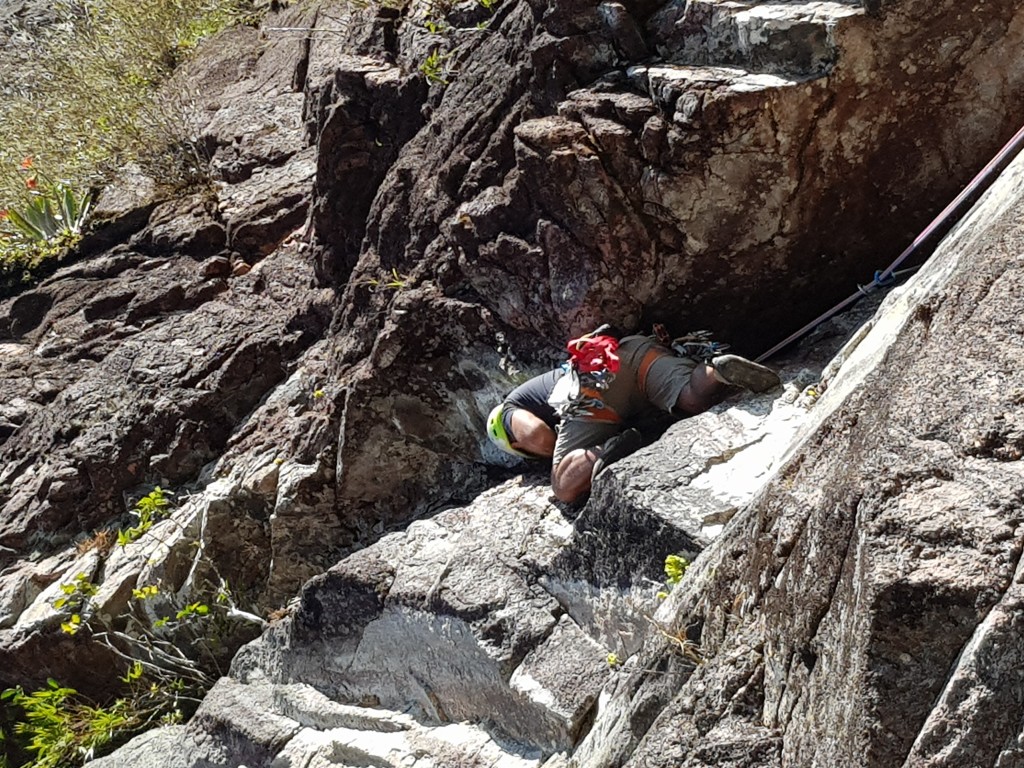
756;121;1024;364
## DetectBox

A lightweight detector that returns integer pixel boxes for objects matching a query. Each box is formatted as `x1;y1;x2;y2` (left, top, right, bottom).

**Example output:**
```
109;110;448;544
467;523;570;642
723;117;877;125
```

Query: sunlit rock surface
0;0;1023;763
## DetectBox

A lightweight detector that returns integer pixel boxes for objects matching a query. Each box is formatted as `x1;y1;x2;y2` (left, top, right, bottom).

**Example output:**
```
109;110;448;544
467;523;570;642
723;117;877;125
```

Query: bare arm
550;448;599;503
509;408;557;457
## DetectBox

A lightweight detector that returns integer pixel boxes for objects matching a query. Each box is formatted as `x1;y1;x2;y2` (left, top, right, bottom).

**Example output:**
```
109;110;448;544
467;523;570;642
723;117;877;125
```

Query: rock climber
486;329;781;504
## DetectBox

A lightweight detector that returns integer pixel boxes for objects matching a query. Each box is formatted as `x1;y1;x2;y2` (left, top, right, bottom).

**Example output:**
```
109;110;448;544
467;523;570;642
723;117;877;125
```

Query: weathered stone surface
0;550;73;629
0;238;331;691
650;0;863;76
232;479;608;754
0;239;330;547
569;110;1024;768
88;678;302;768
91;679;553;768
2;0;1024;763
306;56;427;285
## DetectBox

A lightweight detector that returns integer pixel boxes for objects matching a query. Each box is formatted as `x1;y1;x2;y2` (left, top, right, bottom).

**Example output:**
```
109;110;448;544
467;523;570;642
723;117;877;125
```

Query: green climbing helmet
486;403;533;458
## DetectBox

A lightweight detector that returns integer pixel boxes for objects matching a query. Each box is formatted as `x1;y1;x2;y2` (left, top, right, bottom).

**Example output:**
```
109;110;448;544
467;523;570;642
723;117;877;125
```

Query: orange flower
25;176;37;190
0;209;7;220
20;156;33;170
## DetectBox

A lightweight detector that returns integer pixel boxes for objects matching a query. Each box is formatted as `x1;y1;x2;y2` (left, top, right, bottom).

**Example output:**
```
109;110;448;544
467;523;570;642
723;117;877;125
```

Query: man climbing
486;329;780;504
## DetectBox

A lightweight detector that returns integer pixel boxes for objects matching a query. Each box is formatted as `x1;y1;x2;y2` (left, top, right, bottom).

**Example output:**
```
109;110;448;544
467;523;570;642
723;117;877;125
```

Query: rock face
0;0;1023;764
88;143;1024;764
570;142;1024;768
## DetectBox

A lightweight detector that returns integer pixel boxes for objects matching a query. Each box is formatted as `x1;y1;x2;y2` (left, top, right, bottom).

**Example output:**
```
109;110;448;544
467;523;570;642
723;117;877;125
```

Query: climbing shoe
591;428;643;481
711;355;781;393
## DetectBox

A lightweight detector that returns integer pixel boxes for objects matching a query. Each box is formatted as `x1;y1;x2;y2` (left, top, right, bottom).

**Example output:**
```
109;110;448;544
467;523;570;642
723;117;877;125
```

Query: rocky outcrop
89;139;1024;764
84;389;812;764
300;0;1024;543
570;129;1024;768
0;0;1023;763
90;112;1024;768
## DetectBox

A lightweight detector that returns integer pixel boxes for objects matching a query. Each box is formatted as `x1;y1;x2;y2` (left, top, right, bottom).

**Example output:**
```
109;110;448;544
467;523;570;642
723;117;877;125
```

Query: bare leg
551;447;599;503
510;409;557;457
674;363;730;415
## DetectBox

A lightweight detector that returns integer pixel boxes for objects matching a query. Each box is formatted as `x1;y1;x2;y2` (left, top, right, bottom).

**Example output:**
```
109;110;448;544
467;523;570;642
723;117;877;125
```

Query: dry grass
76;529;117;556
0;0;264;205
0;0;267;290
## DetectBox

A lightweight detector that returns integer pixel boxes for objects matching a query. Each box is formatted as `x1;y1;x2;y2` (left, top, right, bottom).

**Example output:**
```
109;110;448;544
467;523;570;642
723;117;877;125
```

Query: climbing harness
756;120;1024;363
549;324;623;420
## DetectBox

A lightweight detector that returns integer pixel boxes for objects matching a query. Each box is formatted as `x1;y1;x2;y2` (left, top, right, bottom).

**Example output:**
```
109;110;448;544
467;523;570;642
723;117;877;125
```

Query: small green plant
0;670;191;768
154;602;210;630
0;680;128;767
665;554;689;585
418;48;451;85
52;573;98;614
59;614;83;637
2;158;93;245
357;267;410;292
52;573;98;638
656;554;690;599
117;487;173;547
0;158;94;291
424;17;448;33
131;585;159;601
52;573;98;634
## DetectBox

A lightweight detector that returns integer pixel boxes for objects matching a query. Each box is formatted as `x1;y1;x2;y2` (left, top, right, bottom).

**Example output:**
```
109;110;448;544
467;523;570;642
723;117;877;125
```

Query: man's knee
551;478;582;504
550;449;595;504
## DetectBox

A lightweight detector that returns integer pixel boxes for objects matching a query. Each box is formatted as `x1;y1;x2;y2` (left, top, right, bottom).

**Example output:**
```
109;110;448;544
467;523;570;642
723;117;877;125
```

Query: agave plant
5;178;93;244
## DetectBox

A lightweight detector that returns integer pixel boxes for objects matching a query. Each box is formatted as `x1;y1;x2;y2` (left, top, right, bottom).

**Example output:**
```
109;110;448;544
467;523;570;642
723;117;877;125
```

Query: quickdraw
653;324;730;362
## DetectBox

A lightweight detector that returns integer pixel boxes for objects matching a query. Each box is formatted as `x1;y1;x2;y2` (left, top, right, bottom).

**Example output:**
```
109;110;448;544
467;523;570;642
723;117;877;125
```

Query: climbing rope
756;120;1024;363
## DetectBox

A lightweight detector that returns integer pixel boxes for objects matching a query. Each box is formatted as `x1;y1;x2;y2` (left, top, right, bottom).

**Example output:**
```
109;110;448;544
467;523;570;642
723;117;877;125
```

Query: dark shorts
551;336;697;465
502;368;564;441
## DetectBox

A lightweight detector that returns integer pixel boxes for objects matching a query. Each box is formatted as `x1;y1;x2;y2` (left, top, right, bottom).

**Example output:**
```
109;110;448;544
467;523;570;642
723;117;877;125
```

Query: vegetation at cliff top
0;0;265;292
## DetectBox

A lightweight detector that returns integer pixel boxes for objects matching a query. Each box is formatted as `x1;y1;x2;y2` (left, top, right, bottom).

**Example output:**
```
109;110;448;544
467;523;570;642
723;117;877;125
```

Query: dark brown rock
570;130;1024;768
1;0;1024;761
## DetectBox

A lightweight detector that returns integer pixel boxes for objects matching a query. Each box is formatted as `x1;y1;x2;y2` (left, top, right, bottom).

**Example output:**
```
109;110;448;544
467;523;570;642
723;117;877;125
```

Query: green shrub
52;572;99;635
117;487;174;548
0;674;188;768
1;483;266;766
0;0;266;287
